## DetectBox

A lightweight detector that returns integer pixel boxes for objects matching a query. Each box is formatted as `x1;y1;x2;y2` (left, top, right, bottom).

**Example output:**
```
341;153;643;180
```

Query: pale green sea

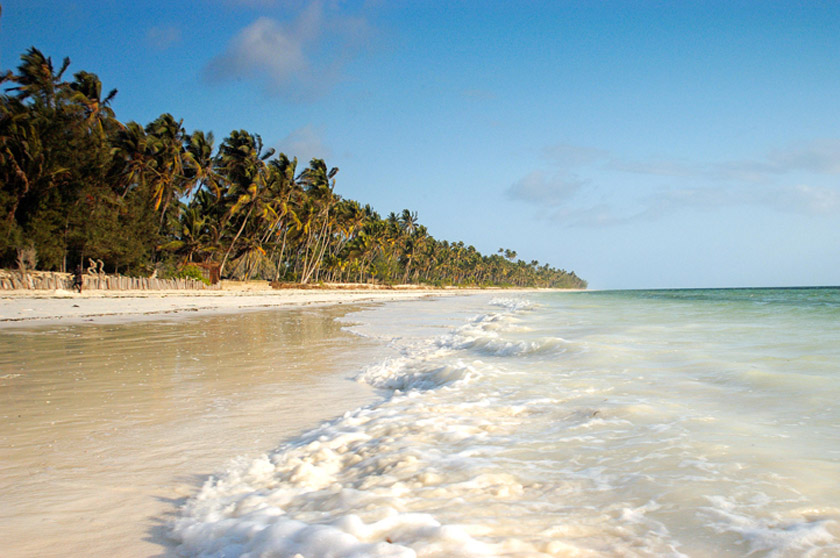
174;288;840;557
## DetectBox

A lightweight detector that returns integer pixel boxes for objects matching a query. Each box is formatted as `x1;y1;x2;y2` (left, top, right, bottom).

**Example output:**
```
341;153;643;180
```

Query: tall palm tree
262;154;299;280
216;130;274;277
296;158;338;284
185;130;219;198
110;121;149;198
399;209;418;235
68;70;118;138
158;205;210;264
5;47;70;108
144;114;195;225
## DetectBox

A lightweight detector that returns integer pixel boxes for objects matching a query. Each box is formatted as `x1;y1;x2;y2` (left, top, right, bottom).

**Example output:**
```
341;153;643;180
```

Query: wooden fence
0;270;218;291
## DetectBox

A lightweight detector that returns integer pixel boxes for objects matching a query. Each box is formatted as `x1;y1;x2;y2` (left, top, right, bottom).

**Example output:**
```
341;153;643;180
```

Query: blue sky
3;1;839;289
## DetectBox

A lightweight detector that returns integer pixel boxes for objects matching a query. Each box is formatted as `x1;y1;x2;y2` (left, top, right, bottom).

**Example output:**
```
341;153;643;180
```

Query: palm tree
260;154;298;278
5;47;70;108
399;209;418;235
216;130;274;277
185;130;220;198
110;121;150;198
296;158;338;284
158;205;211;264
144;114;194;225
68;70;118;138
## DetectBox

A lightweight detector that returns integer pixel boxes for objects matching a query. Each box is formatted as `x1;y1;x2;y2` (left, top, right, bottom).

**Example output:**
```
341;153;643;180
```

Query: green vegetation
169;264;211;286
1;48;586;289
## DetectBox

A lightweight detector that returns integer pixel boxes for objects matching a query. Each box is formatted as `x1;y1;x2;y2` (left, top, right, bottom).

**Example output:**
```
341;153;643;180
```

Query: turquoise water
174;288;840;557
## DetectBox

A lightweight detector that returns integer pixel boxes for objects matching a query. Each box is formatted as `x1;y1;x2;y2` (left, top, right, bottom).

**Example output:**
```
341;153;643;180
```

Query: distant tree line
1;48;586;288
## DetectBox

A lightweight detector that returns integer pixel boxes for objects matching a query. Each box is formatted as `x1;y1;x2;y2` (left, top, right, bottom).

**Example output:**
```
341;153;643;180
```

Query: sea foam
173;290;840;557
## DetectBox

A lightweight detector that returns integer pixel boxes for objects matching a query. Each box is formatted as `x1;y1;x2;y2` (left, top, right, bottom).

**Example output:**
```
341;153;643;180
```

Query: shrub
174;264;210;285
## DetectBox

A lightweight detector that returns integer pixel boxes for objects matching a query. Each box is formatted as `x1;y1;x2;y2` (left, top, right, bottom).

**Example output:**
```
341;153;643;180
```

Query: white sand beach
0;282;478;326
0;286;481;557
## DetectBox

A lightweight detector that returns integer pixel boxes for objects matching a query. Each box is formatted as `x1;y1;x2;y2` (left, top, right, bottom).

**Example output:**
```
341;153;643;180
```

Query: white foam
172;292;840;557
703;496;840;557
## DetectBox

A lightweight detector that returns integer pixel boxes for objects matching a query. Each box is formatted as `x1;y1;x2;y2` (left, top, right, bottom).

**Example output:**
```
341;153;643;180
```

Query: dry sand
0;284;491;557
0;281;483;326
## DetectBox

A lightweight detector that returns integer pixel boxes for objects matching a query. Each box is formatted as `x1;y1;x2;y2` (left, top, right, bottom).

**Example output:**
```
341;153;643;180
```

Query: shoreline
0;283;565;327
0;301;390;558
0;288;566;556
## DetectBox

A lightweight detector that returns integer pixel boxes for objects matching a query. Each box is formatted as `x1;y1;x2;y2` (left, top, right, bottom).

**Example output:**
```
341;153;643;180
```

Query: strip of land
0;281;494;325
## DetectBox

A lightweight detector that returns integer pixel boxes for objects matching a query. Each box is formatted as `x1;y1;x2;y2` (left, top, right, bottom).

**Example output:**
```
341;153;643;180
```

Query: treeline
1;48;586;289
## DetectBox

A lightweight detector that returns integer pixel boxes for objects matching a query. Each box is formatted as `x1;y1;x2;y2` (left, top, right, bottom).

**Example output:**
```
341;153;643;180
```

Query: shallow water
0;306;380;558
173;289;840;557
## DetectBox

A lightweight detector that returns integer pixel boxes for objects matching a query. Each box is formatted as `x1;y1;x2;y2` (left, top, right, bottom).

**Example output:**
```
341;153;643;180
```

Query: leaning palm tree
261;154;299;280
68;70;118;138
5;47;70;108
110;121;150;198
216;130;275;277
296;158;338;284
184;129;220;198
158;205;211;265
144;114;195;227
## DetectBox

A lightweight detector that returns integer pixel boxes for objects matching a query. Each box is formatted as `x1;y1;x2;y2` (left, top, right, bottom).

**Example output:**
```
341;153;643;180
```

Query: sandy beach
0;282;481;326
0;285;483;557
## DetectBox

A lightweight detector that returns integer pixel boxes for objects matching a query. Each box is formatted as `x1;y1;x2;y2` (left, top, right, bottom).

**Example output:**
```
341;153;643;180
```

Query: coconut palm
399;209;418;235
0;45;588;288
68;71;118;137
216;130;274;277
158;205;212;264
296;158;338;284
144;114;194;224
5;47;70;108
185;130;220;198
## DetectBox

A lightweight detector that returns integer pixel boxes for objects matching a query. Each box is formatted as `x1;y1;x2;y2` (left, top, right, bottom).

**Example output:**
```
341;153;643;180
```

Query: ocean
172;288;840;557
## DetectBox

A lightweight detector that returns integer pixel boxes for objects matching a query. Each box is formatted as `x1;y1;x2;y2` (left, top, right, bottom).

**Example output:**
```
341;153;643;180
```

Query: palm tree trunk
219;204;254;277
274;228;289;281
301;210;331;284
302;223;328;283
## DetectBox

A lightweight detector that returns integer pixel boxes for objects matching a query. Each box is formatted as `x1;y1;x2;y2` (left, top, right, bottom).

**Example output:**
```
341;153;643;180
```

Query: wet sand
0;304;395;557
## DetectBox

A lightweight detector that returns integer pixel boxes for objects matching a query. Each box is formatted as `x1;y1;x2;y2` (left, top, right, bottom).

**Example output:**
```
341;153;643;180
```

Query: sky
3;0;840;289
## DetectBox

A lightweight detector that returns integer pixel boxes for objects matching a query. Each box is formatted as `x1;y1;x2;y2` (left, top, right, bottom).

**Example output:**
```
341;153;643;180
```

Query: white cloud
507;171;586;207
551;204;639;228
276;125;331;164
769;139;840;175
765;184;840;215
203;1;371;100
509;138;840;228
563;183;840;228
608;139;840;182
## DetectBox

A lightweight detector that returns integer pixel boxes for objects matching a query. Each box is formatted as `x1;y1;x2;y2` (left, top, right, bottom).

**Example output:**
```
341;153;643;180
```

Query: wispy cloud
550;204;639;228
552;183;840;228
507;171;587;207
203;1;372;100
768;139;840;175
276;124;331;164
509;139;840;227
609;138;840;182
762;184;840;215
146;25;181;51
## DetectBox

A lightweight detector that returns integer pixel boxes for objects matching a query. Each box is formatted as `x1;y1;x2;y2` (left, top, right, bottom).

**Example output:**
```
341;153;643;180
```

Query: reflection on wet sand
0;305;380;558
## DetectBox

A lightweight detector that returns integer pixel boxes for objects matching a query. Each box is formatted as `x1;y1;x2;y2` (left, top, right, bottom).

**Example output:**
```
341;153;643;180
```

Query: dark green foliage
0;47;587;289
